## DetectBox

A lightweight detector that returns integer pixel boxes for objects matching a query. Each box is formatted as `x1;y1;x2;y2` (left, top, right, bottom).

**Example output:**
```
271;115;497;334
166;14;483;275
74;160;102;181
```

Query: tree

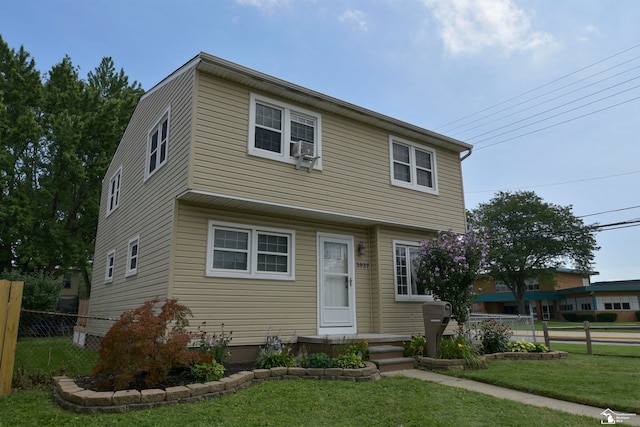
0;36;43;272
414;230;488;329
468;191;599;315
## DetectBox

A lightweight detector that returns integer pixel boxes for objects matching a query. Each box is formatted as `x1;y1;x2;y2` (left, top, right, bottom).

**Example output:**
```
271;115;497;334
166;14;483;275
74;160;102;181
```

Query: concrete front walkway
383;369;640;425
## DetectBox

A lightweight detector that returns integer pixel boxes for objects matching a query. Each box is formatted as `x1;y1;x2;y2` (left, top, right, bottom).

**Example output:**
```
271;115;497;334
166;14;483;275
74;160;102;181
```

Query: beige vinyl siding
190;73;466;233
170;202;373;345
374;226;437;335
88;67;196;336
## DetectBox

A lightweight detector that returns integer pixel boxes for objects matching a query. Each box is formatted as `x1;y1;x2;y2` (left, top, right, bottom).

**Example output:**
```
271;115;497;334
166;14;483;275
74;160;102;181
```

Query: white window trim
105;249;116;283
125;235;140;277
393;240;434;302
206;220;295;280
248;93;322;170
389;136;438;194
106;165;122;217
144;108;170;181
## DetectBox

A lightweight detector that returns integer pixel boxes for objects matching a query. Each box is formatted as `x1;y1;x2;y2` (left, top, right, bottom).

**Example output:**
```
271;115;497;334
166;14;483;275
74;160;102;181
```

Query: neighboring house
473;269;640;321
56;271;81;313
87;52;472;356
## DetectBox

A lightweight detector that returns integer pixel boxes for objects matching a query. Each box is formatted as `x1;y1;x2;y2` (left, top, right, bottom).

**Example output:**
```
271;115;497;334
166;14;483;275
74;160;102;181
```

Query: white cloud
339;9;368;32
578;25;601;42
236;0;291;14
423;0;556;56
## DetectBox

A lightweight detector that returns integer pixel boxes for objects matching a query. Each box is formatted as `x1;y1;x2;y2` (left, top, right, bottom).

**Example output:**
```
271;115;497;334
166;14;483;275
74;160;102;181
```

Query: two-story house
86;52;473;360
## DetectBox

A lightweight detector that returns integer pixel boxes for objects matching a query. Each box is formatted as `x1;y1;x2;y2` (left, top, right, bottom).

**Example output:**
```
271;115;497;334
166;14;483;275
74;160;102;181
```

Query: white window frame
206;220;295;280
389;136;438;194
125;235;140;277
105;249;116;283
248;93;322;170
597;295;638;311
393;240;434;302
145;108;170;181
106;166;122;217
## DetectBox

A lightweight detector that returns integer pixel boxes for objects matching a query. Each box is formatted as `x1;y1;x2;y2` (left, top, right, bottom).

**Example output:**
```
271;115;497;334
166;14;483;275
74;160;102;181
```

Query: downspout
460;148;473;161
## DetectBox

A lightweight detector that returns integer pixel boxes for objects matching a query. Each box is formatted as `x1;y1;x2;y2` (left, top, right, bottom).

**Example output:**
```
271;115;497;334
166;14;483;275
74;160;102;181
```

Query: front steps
369;345;416;373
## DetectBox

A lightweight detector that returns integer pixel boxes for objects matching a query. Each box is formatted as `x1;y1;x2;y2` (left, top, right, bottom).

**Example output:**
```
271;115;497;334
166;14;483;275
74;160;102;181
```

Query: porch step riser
373;359;416;373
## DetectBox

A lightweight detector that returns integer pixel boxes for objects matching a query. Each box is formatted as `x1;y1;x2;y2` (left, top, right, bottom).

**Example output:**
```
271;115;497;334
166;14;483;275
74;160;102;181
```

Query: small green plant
299;352;333;368
403;335;428;357
254;332;295;369
255;348;295;369
507;340;549;353
438;336;485;368
194;322;233;366
189;360;225;382
507;340;536;352
476;319;512;354
332;352;365;369
533;342;549;352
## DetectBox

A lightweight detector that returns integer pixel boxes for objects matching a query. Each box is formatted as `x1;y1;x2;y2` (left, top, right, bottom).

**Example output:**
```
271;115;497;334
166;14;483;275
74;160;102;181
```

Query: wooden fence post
583;320;592;355
0;280;24;396
542;321;550;349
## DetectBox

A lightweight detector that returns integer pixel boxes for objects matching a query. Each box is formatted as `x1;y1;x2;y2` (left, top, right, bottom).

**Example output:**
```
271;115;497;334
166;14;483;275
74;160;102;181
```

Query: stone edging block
52;361;381;414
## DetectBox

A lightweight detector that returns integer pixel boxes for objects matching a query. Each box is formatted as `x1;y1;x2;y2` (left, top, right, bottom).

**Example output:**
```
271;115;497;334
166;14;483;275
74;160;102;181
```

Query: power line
578;205;640;218
473;94;640;150
435;43;640;132
465;170;640;194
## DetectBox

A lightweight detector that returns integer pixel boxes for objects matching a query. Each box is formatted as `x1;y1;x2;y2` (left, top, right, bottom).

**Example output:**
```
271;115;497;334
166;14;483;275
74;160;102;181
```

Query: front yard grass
0;377;597;426
448;343;640;413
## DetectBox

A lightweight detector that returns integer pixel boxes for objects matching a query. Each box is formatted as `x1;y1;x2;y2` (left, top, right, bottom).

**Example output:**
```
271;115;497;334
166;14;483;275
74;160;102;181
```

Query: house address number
356;262;369;269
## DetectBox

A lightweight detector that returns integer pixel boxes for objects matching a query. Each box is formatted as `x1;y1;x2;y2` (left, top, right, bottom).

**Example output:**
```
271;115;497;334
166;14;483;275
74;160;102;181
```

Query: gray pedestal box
422;301;452;358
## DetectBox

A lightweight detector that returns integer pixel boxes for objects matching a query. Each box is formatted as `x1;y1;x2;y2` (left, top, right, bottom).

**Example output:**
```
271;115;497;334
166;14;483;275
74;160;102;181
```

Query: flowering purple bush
414;231;488;327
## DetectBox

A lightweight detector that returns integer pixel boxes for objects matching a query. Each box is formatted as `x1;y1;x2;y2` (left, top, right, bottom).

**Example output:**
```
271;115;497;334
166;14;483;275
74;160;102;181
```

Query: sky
1;0;639;282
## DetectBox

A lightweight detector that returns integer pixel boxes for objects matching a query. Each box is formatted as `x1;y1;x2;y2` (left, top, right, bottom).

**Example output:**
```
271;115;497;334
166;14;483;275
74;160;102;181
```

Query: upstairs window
126;236;139;277
145;110;169;180
393;241;432;301
106;166;122;216
389;136;437;194
248;94;322;169
207;221;295;279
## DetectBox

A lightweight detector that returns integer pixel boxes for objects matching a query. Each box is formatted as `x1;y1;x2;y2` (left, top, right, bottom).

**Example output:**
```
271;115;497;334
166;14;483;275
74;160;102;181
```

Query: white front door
318;234;356;335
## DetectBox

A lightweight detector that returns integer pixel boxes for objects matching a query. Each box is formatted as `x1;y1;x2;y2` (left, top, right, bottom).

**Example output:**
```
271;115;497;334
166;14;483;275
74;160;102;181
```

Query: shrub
477;319;512;354
532;342;549;352
254;348;295;369
332;352;365;369
92;298;209;390
189;360;225;382
596;312;617;322
403;335;428;357
576;313;596;322
507;340;536;352
194;322;233;366
562;313;577;322
299;352;333;368
636;311;640;321
438;336;484;368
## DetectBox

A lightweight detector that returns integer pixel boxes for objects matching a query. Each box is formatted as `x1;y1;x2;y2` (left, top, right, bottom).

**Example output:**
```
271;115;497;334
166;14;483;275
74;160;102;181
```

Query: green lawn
3;338;637;425
0;377;598;426
448;343;640;413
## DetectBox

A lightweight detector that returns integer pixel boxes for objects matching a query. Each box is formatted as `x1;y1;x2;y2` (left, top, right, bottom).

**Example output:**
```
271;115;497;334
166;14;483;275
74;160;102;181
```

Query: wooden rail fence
542;320;640;355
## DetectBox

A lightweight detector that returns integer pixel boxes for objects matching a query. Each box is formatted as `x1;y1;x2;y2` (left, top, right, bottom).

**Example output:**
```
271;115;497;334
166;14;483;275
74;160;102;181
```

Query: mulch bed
74;362;255;392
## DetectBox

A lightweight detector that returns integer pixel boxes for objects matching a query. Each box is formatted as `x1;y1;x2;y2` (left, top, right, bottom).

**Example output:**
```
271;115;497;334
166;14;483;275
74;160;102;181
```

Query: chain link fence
467;313;537;342
12;308;116;389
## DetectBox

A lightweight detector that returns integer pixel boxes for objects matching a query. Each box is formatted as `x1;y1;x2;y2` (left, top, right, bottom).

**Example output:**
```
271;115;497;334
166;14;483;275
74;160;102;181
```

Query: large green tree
0;37;43;272
469;191;599;315
0;35;143;297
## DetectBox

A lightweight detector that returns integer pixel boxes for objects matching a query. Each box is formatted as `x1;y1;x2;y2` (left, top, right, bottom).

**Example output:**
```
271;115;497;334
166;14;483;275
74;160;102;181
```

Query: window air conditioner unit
292;140;320;172
291;140;315;157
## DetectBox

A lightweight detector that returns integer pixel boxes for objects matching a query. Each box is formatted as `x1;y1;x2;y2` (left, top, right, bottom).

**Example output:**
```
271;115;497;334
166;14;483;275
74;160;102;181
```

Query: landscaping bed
53;362;381;413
